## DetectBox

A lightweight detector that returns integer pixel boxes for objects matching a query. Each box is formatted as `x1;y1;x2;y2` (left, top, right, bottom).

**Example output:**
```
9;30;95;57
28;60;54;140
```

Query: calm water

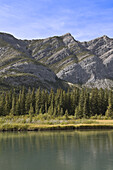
0;130;113;170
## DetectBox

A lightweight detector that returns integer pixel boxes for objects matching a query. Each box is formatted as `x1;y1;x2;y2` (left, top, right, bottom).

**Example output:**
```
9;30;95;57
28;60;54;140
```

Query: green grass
0;115;113;131
0;123;113;131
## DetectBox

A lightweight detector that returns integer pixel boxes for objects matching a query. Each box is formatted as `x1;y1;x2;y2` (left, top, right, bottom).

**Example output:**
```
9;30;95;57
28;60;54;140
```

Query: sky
0;0;113;41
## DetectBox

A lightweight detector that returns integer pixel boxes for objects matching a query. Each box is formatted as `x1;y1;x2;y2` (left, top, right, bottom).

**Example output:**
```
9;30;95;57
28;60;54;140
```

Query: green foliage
65;110;69;120
105;91;113;118
0;87;112;119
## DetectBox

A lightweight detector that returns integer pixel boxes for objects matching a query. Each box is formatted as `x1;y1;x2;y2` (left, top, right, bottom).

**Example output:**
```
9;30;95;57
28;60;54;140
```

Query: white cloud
0;0;113;41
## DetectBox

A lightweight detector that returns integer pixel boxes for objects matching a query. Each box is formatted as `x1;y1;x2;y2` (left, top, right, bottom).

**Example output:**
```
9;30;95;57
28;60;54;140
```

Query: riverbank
0;115;113;131
1;123;113;131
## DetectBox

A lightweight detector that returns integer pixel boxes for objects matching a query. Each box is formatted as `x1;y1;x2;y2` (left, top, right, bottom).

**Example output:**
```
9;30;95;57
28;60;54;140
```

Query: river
0;130;113;170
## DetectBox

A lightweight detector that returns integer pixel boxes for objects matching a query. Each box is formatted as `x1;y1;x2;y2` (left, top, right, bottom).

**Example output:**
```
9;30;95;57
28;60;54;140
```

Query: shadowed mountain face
0;32;113;90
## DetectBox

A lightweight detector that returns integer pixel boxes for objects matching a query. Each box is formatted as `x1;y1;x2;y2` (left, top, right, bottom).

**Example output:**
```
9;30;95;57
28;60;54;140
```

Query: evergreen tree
75;106;79;119
10;92;16;115
89;88;99;116
60;108;64;116
29;103;34;115
0;93;5;116
53;107;57;117
4;93;10;115
35;88;41;114
75;89;85;118
83;92;90;118
0;86;111;118
48;105;54;115
98;88;105;115
25;88;31;114
105;91;113;118
31;88;35;113
15;99;21;115
29;103;34;123
45;102;48;113
65;109;69;120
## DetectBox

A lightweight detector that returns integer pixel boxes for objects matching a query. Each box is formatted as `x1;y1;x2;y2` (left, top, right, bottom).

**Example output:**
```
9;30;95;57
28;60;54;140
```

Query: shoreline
1;123;113;131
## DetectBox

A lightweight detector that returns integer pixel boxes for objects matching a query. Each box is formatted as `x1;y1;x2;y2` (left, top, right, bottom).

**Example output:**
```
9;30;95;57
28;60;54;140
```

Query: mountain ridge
0;32;113;90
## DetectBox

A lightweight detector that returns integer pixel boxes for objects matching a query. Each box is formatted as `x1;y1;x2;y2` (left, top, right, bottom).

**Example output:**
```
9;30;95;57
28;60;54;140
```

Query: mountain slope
0;32;113;90
26;33;113;89
27;33;92;73
0;33;66;91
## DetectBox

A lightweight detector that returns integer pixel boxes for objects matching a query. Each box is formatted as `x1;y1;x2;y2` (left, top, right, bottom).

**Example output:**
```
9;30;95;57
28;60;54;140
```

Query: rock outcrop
0;32;113;90
0;33;65;90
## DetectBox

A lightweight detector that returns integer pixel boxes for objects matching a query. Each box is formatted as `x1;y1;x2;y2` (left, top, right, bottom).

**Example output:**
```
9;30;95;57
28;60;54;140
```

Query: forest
0;87;113;119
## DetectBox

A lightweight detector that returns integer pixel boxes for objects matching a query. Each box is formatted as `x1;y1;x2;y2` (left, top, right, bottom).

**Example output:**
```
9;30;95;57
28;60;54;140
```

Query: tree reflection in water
0;131;113;170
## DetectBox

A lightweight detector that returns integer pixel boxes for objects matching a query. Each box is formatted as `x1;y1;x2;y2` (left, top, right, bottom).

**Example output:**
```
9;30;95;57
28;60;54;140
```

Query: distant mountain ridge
0;32;113;90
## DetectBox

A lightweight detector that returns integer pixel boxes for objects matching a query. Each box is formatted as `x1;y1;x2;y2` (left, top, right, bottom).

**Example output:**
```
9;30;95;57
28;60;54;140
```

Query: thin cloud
0;0;113;41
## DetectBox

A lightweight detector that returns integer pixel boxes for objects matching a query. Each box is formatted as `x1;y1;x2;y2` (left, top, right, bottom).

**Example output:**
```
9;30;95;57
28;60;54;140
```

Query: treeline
0;87;113;118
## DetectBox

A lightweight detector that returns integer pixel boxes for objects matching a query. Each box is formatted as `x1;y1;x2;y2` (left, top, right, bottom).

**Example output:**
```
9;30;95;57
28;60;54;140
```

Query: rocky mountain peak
81;35;113;56
62;33;72;37
102;35;109;40
61;33;76;46
0;32;113;90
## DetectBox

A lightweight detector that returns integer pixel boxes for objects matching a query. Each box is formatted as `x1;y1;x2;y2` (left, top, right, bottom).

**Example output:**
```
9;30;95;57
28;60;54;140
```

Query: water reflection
0;131;113;170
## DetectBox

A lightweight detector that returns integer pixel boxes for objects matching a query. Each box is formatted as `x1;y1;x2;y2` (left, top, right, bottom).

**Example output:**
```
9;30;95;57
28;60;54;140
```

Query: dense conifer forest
0;87;113;119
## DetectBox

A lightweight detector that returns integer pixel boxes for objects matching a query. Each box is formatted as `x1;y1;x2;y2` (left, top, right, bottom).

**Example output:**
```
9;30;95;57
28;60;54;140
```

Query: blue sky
0;0;113;41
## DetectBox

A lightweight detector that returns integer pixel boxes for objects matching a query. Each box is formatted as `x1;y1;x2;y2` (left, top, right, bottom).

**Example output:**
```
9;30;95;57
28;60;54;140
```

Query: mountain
0;32;113;90
0;33;66;91
26;33;113;89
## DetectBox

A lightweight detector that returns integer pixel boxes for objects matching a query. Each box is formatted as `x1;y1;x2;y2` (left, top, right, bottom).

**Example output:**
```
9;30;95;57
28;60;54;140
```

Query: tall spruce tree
25;88;32;114
105;91;113;118
35;88;41;114
82;89;90;118
10;90;16;115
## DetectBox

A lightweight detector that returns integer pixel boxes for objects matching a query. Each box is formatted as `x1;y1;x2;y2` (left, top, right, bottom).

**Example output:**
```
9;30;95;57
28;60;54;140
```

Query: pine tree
25;88;31;114
98;88;105;115
57;104;61;116
105;91;113;118
104;88;109;115
31;88;35;113
45;102;48;113
29;103;34;123
10;94;16;115
53;107;57;117
39;107;43;115
21;87;26;114
65;89;71;111
4;93;10;115
40;90;46;114
75;106;79;119
75;105;83;119
35;88;41;114
48;105;54;115
29;103;34;115
65;109;69;120
70;88;80;115
15;99;21;115
75;89;85;118
83;92;90;118
0;93;5;116
89;88;99;116
60;108;64;116
105;103;113;118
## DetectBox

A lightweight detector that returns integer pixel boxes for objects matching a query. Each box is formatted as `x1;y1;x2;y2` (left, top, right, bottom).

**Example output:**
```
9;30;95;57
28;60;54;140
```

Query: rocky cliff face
0;32;113;90
0;33;65;91
81;35;113;88
27;33;113;89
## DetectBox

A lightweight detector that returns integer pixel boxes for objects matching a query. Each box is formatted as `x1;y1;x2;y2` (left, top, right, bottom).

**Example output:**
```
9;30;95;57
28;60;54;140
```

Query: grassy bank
0;115;113;131
1;123;113;131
